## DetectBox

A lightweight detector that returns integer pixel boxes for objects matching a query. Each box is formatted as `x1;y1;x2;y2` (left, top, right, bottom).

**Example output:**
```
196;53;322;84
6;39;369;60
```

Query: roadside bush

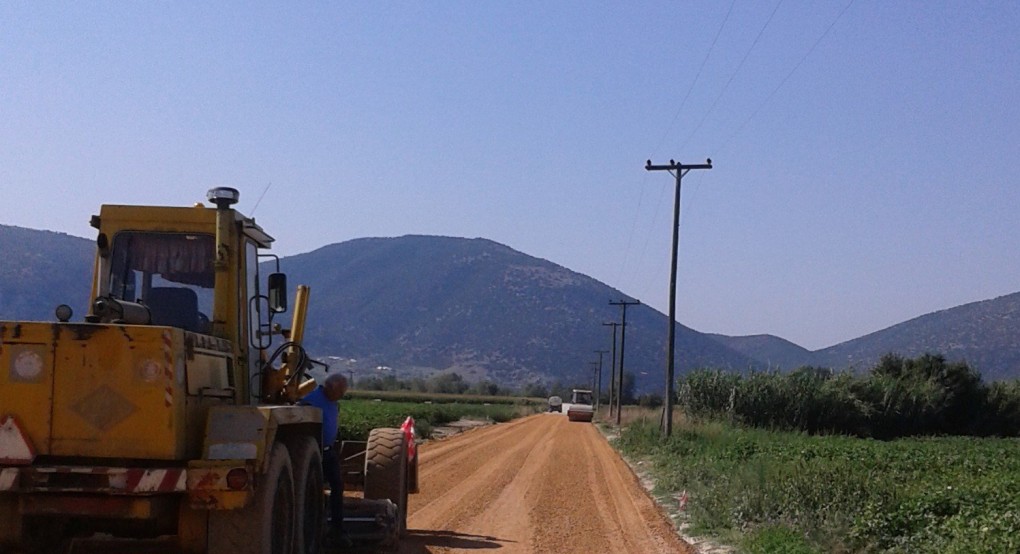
677;369;741;420
677;353;1020;439
980;380;1020;435
866;354;986;437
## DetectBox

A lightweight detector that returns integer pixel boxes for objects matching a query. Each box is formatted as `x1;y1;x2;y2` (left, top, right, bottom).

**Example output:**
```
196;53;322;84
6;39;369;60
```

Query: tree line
677;353;1020;438
353;370;642;402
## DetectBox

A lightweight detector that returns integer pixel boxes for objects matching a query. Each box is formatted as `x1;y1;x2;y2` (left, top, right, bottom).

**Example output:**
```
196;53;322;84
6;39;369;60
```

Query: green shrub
744;525;817;554
676;354;1020;439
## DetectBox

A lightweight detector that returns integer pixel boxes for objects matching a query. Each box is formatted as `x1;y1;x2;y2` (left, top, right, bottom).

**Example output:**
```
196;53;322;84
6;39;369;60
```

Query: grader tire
363;428;408;539
290;436;325;554
208;443;295;554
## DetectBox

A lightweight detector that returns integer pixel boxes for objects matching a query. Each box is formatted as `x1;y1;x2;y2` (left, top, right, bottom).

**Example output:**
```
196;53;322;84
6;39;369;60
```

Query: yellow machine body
0;193;324;553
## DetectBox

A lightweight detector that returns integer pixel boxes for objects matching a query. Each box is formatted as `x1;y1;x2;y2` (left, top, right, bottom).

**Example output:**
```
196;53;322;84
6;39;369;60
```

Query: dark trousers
323;446;344;530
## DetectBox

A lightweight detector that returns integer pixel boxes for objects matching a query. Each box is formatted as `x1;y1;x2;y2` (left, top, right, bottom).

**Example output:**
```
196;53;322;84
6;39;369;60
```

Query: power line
634;177;673;290
251;182;272;215
677;0;786;152
640;170;709;302
651;0;738;153
617;1;737;289
634;1;777;298
617;0;854;308
713;0;857;156
641;0;851;306
613;172;652;289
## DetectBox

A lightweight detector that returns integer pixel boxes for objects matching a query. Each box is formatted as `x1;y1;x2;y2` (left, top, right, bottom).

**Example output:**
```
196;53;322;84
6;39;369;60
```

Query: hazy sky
2;2;1018;350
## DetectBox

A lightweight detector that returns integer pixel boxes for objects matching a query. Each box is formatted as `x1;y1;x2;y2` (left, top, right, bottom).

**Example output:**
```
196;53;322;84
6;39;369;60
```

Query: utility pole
609;299;640;426
594;349;609;413
645;158;712;438
602;322;620;419
589;361;598;396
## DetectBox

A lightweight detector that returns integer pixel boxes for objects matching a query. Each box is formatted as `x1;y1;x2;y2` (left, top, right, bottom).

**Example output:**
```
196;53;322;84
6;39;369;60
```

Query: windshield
573;391;593;404
108;231;215;332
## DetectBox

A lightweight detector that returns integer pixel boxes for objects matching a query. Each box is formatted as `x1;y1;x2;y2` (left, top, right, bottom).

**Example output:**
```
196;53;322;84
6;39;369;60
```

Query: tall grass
677;355;1020;438
596;404;687;428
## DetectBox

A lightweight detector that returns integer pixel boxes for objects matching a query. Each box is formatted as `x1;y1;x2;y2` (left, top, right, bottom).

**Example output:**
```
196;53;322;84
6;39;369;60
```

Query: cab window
108;232;215;333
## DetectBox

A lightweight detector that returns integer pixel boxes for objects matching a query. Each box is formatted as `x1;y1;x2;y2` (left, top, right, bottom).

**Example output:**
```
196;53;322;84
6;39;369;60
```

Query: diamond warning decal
72;385;138;431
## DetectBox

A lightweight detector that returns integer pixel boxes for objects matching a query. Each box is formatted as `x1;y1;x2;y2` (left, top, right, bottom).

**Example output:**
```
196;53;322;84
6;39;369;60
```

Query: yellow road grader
0;189;417;553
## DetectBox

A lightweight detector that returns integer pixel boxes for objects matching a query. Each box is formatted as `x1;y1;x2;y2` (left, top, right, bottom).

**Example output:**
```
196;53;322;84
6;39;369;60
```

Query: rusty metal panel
49;325;186;459
186;460;252;510
20;494;161;519
0;323;56;456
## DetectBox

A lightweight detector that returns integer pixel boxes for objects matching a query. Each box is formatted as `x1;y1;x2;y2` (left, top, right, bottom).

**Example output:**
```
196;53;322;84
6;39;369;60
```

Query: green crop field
616;416;1020;553
338;397;540;442
345;389;545;406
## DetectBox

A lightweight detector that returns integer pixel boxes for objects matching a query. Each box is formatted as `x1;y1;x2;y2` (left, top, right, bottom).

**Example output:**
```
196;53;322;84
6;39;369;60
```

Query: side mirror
96;233;110;258
268;273;288;313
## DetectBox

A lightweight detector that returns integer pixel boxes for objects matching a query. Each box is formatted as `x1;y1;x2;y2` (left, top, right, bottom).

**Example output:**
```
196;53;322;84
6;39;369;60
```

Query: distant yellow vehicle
0;189;416;553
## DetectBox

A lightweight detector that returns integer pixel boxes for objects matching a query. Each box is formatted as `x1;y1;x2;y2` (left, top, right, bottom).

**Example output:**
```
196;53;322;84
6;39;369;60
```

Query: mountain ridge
2;224;1018;388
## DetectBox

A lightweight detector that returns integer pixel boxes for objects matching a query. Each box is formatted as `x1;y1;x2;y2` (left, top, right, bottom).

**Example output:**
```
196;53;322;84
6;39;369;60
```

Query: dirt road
396;413;694;554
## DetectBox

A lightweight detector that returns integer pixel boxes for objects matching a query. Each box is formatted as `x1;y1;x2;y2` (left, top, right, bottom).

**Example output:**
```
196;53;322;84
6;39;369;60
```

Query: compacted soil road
395;413;695;554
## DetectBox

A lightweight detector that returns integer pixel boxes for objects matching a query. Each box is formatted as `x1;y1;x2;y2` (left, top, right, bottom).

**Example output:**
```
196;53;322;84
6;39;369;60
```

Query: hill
0;225;93;321
279;235;757;391
3;224;1019;386
812;293;1020;380
706;333;813;370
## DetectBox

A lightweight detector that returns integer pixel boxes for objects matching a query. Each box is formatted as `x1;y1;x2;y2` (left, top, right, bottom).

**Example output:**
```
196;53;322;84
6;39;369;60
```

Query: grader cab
0;189;417;553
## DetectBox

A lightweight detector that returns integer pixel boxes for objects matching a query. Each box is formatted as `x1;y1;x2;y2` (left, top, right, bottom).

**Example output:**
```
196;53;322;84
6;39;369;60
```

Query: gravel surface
396;413;695;553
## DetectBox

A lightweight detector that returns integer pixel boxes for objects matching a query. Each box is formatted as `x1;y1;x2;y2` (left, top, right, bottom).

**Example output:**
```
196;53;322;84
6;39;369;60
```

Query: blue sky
2;2;1018;350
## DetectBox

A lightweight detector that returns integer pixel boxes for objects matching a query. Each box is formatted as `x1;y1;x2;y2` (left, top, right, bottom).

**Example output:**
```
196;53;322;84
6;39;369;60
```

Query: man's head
323;373;348;402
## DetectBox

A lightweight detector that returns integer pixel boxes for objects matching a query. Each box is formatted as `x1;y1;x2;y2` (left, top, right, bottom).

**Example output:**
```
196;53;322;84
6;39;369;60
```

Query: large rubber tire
208;443;296;554
290;437;325;554
363;428;408;538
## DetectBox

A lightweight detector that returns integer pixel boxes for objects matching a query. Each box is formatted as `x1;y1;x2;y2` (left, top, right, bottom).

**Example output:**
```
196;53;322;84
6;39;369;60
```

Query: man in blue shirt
300;373;348;544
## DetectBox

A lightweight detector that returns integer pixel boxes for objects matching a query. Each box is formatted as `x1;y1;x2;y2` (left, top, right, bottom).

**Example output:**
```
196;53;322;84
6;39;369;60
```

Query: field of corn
338;396;541;442
345;388;545;406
